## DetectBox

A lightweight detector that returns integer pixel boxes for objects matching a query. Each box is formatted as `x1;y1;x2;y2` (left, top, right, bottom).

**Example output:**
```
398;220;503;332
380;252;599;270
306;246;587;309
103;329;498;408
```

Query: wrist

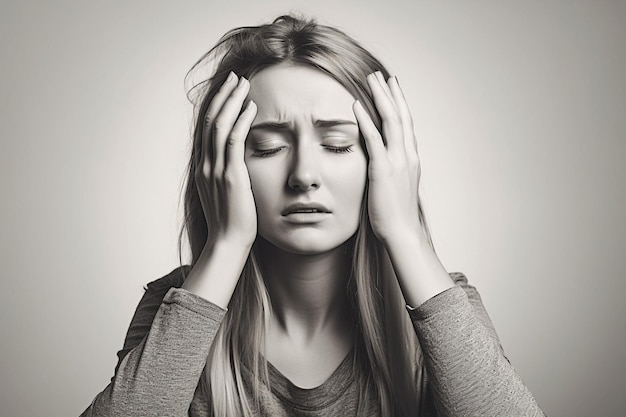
383;228;454;308
182;238;252;309
204;237;253;260
383;224;429;252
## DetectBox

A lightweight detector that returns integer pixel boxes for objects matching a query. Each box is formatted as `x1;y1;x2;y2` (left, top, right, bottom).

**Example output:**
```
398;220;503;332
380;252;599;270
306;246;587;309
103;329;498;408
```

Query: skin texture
245;64;367;255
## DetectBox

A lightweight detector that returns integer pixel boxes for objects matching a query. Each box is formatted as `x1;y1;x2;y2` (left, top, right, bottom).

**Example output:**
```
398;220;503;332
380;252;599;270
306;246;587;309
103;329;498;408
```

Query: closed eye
252;147;286;157
251;144;354;157
324;145;354;154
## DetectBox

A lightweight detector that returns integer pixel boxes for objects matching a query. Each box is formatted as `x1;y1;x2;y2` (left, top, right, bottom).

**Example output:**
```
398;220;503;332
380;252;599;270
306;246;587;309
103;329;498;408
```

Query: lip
281;202;332;216
282;212;331;224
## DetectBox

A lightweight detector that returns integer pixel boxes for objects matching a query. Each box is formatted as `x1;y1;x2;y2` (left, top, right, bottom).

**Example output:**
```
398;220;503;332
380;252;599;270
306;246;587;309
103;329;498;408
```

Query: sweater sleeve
408;273;545;417
80;268;226;417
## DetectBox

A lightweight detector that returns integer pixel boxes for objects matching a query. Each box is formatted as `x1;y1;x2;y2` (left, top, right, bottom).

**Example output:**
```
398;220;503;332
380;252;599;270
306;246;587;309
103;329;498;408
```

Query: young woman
82;15;545;417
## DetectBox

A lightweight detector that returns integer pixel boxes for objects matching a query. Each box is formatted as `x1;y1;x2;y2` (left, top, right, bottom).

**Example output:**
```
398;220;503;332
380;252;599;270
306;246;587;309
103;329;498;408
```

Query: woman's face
245;64;367;255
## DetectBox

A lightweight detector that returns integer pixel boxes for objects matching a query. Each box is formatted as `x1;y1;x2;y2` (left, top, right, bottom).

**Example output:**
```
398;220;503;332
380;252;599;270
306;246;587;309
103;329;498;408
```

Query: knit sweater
80;268;545;416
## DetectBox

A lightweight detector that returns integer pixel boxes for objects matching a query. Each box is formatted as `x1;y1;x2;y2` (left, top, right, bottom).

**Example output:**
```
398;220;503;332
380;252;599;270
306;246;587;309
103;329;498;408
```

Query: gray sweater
81;268;545;416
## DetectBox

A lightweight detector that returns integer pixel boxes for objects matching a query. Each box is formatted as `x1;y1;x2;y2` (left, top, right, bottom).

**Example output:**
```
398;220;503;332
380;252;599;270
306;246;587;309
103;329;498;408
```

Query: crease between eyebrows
250;119;357;131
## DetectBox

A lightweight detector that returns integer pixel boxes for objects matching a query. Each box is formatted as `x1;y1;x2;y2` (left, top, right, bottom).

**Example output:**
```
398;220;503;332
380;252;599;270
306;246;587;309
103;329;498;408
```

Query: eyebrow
250;119;357;131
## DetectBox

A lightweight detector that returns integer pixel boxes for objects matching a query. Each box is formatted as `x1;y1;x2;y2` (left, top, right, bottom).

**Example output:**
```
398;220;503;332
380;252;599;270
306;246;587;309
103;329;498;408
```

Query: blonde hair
180;14;432;417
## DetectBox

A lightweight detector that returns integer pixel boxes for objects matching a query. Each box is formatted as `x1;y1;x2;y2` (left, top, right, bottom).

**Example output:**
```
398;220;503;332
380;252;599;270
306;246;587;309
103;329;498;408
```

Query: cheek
246;163;280;213
334;157;368;210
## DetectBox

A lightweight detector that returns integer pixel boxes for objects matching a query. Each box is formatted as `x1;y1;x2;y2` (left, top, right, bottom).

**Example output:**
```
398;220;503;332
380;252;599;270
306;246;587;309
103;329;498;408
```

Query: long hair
180;14;433;417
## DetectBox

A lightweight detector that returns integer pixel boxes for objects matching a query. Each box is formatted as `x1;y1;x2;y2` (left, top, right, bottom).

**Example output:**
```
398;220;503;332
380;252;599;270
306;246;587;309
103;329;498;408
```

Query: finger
213;76;250;178
388;76;418;154
353;100;385;162
226;100;257;174
198;71;238;172
367;72;404;157
375;71;398;111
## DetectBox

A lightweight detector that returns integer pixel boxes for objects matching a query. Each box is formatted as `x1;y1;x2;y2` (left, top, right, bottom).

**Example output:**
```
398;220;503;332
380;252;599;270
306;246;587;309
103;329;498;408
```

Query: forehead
248;64;356;122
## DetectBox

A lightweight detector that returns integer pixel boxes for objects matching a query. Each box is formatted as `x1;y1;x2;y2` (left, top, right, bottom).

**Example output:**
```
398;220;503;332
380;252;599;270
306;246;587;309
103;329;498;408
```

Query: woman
82;15;544;417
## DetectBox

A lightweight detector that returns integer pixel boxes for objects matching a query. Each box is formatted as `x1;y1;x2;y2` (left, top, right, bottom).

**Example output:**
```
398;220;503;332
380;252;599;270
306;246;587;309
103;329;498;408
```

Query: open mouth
282;202;331;216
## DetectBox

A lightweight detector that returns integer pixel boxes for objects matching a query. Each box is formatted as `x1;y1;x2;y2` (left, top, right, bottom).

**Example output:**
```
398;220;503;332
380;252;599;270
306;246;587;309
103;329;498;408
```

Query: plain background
1;1;625;416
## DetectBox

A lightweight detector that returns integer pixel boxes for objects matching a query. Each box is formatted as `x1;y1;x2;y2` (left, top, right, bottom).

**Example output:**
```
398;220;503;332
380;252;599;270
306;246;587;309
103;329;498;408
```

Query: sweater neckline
265;347;356;410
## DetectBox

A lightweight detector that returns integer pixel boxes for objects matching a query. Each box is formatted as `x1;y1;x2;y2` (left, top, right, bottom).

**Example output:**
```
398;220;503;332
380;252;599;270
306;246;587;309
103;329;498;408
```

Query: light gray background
1;1;625;416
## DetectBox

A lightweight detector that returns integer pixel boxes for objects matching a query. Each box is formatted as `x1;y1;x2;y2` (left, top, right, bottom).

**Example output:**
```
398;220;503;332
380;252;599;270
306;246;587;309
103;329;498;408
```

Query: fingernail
245;100;256;111
238;76;247;87
227;71;236;83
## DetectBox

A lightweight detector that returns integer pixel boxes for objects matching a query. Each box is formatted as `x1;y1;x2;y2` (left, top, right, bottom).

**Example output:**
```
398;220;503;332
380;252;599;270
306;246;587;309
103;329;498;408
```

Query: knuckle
226;135;237;147
213;118;227;132
223;169;237;185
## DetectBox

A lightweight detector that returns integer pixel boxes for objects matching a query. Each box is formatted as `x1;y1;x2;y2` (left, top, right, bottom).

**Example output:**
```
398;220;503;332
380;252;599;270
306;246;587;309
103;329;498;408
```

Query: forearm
81;288;226;417
409;287;545;417
384;229;454;308
181;239;251;309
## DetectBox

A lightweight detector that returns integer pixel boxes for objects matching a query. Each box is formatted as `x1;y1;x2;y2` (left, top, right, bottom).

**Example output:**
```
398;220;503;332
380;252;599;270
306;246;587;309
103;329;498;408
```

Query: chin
257;232;356;256
271;239;342;256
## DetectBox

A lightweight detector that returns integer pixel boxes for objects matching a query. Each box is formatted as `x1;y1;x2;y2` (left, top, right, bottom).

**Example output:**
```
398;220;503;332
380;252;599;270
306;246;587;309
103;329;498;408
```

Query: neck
256;238;355;343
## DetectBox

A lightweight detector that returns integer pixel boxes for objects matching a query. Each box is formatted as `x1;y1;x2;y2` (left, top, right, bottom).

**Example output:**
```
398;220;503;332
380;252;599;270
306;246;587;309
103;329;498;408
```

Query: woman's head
184;14;391;261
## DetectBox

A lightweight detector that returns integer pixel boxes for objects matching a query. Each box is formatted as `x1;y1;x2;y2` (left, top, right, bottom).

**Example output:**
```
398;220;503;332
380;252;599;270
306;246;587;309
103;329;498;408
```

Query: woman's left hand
353;72;422;246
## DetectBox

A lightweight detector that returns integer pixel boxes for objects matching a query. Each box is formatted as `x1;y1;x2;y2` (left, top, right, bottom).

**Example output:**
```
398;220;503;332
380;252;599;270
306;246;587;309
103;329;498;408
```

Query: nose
287;143;321;192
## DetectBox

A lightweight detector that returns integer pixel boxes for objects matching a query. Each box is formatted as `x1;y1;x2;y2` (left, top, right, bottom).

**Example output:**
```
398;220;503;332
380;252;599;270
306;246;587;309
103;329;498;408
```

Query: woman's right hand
196;72;258;250
182;73;258;308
